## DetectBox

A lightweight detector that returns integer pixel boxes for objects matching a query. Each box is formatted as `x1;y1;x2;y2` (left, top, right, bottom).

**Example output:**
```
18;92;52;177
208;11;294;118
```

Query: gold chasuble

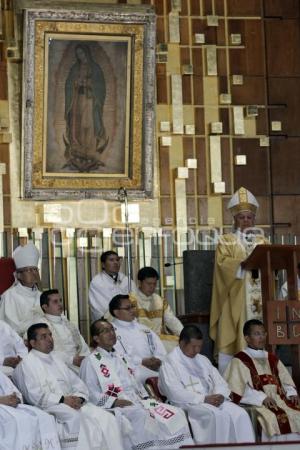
210;232;268;357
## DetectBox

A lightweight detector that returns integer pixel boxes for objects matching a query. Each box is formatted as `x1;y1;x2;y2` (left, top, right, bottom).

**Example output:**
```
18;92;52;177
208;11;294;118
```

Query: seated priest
134;266;183;352
158;324;255;445
88;250;138;321
12;323;124;450
27;289;90;373
110;294;167;383
0;319;28;376
0;369;60;450
280;262;300;299
0;242;41;335
80;318;193;450
224;319;300;442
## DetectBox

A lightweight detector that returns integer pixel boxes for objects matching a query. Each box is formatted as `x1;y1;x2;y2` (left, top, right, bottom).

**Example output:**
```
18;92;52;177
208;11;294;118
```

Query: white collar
45;314;63;323
30;348;53;361
113;318;137;329
137;289;153;301
245;346;267;359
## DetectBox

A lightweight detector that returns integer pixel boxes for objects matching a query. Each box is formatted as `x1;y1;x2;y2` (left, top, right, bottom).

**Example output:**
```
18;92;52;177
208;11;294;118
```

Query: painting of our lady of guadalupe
45;38;130;176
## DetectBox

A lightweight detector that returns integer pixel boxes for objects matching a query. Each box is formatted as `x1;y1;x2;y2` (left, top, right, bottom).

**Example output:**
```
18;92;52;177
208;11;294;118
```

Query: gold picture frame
22;4;156;200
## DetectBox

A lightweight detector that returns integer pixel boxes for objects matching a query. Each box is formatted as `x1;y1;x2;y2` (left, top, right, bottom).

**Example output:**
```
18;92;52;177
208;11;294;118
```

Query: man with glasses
110;294;167;383
225;319;300;441
88;250;138;322
0;242;41;335
80;318;193;449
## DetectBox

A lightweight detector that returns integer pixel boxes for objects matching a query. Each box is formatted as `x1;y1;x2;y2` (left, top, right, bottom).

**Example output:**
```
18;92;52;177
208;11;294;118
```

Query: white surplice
113;318;167;383
0;320;28;376
80;347;193;450
0;369;60;450
88;271;138;321
12;349;124;450
27;313;90;373
158;346;255;445
0;281;41;335
224;346;300;442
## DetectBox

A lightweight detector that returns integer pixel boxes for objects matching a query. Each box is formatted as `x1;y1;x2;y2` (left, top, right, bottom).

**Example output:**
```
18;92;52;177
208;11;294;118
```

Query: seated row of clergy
0;243;183;352
1;296;300;447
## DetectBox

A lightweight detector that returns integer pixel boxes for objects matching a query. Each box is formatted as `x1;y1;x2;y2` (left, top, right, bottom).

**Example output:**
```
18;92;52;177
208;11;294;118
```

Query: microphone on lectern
164;262;184;267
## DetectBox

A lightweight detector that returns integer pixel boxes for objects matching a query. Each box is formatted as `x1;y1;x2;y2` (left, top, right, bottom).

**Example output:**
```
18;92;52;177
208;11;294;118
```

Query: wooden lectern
243;245;300;390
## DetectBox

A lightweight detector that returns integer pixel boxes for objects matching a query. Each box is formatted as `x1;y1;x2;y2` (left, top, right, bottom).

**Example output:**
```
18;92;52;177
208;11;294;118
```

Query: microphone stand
118;187;132;292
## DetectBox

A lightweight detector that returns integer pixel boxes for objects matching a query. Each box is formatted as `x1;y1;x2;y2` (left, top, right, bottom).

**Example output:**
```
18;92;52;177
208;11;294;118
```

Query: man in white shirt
110;294;167;383
0;242;41;335
225;319;300;442
134;266;183;351
0;369;60;450
80;318;193;449
0;319;28;376
89;250;137;321
29;289;90;373
13;323;124;450
159;325;255;445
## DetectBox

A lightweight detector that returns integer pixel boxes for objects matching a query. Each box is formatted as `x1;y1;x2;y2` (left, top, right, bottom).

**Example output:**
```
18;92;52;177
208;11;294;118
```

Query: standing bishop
210;187;269;374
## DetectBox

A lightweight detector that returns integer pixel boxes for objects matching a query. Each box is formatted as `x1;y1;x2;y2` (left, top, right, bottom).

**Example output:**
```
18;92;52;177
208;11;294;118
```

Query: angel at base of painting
63;43;109;172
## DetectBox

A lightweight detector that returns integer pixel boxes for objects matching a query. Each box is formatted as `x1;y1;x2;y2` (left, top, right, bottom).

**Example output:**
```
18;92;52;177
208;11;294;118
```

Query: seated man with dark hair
27;289;90;372
110;294;167;383
88;250;138;321
134;266;183;351
13;323;124;450
80;318;193;450
159;324;255;445
225;319;300;442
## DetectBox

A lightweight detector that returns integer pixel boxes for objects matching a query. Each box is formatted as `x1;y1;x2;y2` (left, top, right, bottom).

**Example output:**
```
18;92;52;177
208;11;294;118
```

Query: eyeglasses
117;305;136;311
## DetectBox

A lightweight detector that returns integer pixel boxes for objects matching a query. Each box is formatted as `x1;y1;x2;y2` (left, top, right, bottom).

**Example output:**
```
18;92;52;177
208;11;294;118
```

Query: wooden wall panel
227;0;262;16
156;64;168;104
182;75;192;104
195;138;207;195
271;138;300;195
219;108;230;135
156;17;165;43
190;0;200;16
265;20;300;76
233;138;270;195
179;18;190;45
195;108;205;135
231;77;266;105
217;49;227;76
268;78;300;136
256;109;269;135
0;63;8;100
160;198;174;226
159;146;171;195
229;21;265;76
264;0;300;18
198;198;208;225
193;76;203;105
187;198;197;225
221;138;231;194
273;196;300;235
192;48;203;76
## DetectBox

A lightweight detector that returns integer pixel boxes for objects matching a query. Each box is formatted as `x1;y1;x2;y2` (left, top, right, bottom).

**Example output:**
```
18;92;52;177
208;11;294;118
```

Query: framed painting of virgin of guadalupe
22;4;155;200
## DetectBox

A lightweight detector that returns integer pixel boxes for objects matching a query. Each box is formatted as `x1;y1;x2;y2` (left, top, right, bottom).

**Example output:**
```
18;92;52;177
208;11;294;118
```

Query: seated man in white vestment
89;250;138;321
158;325;255;445
225;319;300;442
0;369;60;450
0;319;28;376
110;294;167;383
133;267;183;352
27;289;90;373
80;318;193;450
12;323;124;450
0;242;41;335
